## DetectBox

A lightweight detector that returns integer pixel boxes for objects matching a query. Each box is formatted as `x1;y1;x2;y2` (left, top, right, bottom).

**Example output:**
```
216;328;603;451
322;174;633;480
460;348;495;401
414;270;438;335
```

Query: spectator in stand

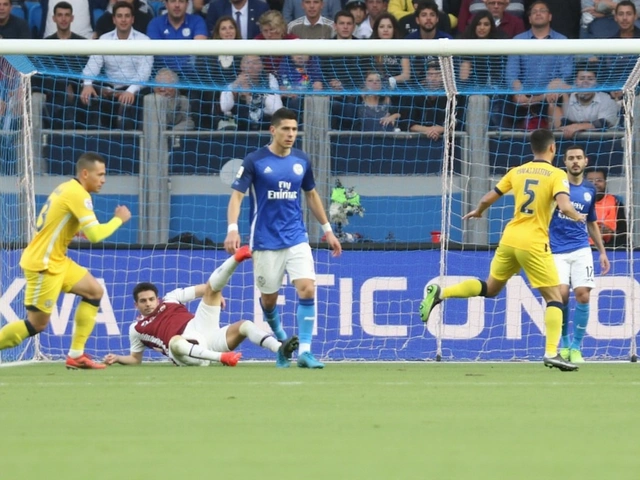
256;10;299;74
79;1;152;130
530;0;581;39
0;0;30;38
598;1;640;96
207;0;269;38
482;0;525;37
397;0;452;36
579;0;620;38
346;0;368;34
353;71;401;131
586;168;627;248
365;13;411;89
46;1;85;38
219;55;283;131
282;0;341;23
458;10;507;88
150;68;195;130
288;0;335;38
405;1;452;86
355;0;388;38
611;0;640;37
278;54;323;122
493;0;573;129
405;1;452;38
401;60;464;139
41;0;104;39
34;1;84;129
549;61;620;139
322;10;364;129
193;16;242;130
457;0;524;34
147;0;208;80
94;0;152;36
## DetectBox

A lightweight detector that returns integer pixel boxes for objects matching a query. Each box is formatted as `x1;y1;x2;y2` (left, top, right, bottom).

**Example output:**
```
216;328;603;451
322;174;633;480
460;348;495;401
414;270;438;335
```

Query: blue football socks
297;298;315;351
260;298;287;341
570;302;589;351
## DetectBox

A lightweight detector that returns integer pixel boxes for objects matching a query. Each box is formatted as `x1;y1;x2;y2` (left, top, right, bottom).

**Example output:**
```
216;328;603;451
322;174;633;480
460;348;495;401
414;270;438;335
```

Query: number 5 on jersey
520;179;539;215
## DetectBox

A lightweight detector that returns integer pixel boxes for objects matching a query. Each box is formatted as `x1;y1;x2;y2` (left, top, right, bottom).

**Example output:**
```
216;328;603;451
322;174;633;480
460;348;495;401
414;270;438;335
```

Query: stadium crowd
0;0;634;135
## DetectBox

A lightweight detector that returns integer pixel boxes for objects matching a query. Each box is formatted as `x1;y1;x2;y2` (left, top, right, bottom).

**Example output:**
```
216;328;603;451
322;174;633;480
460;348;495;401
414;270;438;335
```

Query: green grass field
0;362;638;480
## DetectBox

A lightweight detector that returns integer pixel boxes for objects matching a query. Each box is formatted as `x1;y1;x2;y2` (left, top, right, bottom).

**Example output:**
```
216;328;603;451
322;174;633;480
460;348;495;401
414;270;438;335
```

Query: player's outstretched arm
587;221;611;275
305;189;342;257
556;194;586;223
82;205;132;243
463;190;501;220
225;190;244;254
104;351;143;365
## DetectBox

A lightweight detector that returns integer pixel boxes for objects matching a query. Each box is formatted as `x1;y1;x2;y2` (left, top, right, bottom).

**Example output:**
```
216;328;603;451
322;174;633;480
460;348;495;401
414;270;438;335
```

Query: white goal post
1;38;639;363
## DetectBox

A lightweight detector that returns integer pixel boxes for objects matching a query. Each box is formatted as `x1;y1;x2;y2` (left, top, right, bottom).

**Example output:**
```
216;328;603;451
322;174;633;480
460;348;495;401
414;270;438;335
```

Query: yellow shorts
23;258;88;314
489;244;559;288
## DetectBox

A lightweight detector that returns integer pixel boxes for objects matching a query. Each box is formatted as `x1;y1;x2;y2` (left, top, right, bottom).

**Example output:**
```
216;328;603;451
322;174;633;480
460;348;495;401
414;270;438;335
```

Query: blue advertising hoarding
0;249;636;362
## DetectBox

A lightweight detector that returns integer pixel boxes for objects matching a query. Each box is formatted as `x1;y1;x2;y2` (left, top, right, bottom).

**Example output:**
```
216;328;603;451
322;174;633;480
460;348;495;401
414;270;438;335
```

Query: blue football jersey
549;180;598;254
231;146;316;251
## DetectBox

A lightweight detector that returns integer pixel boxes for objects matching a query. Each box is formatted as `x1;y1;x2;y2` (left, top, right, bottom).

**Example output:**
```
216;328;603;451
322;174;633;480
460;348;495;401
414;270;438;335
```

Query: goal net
0;38;638;362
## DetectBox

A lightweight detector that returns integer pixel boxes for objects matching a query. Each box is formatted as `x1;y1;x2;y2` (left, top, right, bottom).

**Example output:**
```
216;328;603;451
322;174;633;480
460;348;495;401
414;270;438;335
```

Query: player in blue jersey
224;108;342;369
549;145;610;363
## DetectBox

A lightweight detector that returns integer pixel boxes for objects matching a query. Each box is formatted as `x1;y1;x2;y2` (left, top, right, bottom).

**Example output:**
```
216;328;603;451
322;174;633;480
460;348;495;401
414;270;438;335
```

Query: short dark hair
527;0;549;15
563;144;586;157
415;0;439;17
586;167;608;180
271;107;298;126
113;1;134;17
616;0;636;15
574;60;599;78
334;10;354;23
76;152;106;175
53;1;73;14
529;129;555;154
133;282;158;302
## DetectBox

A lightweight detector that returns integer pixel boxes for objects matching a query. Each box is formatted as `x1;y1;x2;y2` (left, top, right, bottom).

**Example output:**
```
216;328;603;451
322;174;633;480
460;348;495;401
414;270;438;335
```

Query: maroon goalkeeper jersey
132;301;194;356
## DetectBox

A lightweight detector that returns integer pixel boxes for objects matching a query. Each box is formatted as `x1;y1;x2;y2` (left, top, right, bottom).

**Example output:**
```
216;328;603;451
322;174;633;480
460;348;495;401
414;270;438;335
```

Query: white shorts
252;242;316;294
169;303;230;366
553;246;595;289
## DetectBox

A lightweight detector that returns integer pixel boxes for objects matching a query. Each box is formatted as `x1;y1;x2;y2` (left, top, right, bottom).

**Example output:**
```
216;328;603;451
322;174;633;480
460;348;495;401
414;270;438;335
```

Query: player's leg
521;249;577;371
568;247;596;363
419;245;515;323
66;262;106;369
253;249;288;341
287;243;323;369
208;245;252;292
0;269;58;349
168;333;240;367
552;252;572;359
558;284;571;360
225;320;299;366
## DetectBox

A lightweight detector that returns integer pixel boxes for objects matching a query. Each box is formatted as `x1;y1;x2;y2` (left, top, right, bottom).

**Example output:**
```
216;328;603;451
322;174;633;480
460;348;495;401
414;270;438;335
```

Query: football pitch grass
1;363;638;480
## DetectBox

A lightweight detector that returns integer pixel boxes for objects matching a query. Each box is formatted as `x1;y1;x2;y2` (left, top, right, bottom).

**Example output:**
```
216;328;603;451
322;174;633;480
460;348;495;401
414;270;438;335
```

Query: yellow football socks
70;301;99;353
544;305;563;357
442;279;482;299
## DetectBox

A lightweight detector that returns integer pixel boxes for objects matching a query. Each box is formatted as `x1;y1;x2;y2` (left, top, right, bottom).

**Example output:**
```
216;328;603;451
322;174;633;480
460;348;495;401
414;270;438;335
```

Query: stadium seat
93;7;105;24
149;1;165;16
27;2;42;38
11;4;25;19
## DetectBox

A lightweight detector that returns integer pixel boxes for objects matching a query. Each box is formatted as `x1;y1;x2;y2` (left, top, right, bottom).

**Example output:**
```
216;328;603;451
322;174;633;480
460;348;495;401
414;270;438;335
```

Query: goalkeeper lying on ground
104;246;299;367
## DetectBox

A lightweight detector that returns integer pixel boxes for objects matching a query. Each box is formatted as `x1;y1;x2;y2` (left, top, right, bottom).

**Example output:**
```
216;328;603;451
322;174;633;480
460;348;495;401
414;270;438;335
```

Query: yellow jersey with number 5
20;179;99;274
494;159;570;252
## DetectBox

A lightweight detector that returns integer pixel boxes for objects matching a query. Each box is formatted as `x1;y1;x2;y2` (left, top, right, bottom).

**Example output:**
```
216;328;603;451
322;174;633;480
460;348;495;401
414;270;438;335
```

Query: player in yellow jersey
0;152;131;369
419;129;585;371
